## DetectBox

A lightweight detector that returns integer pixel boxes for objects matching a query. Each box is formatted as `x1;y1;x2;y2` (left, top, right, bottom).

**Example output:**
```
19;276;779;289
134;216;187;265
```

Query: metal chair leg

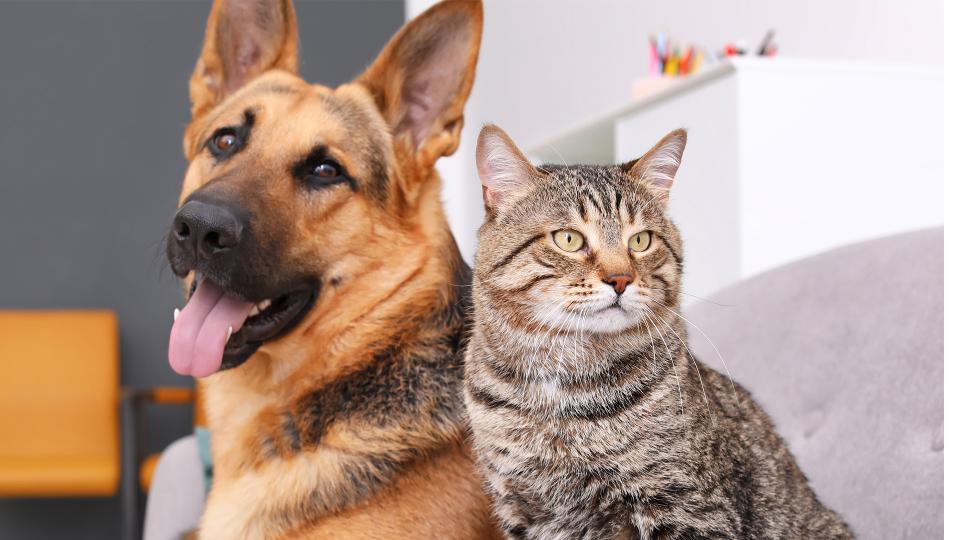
120;389;143;540
119;386;196;539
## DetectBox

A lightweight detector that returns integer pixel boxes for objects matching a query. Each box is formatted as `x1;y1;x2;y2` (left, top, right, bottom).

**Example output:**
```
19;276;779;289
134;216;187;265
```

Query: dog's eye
214;133;237;152
207;128;242;159
294;149;356;191
205;110;254;161
302;158;351;190
313;162;341;178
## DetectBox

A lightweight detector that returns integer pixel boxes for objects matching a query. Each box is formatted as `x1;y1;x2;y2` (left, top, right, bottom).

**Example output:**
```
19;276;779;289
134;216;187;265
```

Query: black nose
172;200;243;260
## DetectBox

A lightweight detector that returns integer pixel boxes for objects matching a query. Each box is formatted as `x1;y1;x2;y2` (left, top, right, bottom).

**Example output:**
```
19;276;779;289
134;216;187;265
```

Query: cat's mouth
601;297;627;311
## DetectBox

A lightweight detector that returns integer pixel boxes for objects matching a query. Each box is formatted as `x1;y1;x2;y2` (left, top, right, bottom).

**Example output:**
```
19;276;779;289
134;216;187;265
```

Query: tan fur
174;1;497;538
282;446;492;540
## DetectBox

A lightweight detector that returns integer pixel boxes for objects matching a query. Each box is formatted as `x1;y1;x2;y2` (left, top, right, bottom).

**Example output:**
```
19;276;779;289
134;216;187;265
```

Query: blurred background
427;0;944;294
0;1;943;539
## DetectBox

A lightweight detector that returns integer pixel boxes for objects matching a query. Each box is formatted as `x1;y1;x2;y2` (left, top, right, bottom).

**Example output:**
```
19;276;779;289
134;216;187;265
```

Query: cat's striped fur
464;125;853;539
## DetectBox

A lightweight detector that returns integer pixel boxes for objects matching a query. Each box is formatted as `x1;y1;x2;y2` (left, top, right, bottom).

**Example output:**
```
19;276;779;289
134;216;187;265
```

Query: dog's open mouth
168;277;317;378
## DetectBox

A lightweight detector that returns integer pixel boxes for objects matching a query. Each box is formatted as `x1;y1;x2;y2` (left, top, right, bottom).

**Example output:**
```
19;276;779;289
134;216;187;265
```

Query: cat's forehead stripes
548;166;647;245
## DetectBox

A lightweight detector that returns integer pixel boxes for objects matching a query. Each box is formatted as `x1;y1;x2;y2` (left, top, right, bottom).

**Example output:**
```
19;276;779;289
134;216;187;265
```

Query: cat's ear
476;124;538;212
624;129;687;201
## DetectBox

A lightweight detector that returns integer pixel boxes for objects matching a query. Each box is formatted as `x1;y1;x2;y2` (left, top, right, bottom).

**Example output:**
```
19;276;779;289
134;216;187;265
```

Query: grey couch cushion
144;435;205;540
686;227;943;539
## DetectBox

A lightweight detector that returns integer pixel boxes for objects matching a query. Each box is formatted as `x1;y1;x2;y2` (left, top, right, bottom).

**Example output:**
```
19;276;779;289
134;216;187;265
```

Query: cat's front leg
477;460;534;539
643;522;734;540
488;490;533;540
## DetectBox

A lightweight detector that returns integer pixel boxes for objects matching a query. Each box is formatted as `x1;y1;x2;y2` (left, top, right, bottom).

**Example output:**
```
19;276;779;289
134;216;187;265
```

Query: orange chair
0;310;120;497
0;310;195;540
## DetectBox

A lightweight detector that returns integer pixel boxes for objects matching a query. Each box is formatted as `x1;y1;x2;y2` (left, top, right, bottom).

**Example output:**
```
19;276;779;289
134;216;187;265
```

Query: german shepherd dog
165;0;496;537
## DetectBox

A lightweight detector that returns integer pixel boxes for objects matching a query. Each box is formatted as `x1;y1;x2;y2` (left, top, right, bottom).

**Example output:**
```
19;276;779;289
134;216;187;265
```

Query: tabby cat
463;125;853;539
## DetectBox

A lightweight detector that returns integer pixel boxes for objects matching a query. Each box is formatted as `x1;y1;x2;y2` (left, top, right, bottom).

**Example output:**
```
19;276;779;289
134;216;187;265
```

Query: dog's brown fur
174;1;496;538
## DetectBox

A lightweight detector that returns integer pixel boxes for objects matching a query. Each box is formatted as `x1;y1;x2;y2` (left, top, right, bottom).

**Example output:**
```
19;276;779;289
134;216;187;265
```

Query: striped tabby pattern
464;126;853;539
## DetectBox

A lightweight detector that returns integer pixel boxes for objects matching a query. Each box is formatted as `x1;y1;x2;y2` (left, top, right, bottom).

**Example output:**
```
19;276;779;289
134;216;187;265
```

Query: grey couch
145;227;944;539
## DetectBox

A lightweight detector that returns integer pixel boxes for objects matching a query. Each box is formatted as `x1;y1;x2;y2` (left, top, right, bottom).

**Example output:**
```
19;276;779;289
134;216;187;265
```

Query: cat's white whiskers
566;305;589;373
645;286;733;307
531;297;567;348
636;306;659;371
557;311;576;372
574;305;590;372
547;311;570;374
647;313;684;416
650;299;740;407
564;315;576;374
502;293;561;356
527;301;567;374
544;143;569;167
648;309;714;422
570;305;583;370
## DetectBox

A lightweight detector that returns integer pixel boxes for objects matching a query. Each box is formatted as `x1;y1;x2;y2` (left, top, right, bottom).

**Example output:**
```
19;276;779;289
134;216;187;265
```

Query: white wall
608;59;943;298
407;0;944;260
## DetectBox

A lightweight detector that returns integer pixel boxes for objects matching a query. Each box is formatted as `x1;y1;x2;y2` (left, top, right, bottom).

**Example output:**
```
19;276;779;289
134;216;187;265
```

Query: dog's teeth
174;308;180;321
226;326;234;339
248;300;271;318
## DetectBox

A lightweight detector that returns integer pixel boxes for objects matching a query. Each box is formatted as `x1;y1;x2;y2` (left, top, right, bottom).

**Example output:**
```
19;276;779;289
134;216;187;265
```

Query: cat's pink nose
604;274;633;295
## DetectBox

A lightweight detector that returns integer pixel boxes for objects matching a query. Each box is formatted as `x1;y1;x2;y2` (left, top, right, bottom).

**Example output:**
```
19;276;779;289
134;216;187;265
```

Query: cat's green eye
552;229;585;252
629;231;653;252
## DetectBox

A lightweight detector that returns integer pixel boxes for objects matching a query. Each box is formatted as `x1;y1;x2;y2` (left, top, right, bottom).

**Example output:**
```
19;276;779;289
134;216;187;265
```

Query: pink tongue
169;279;255;378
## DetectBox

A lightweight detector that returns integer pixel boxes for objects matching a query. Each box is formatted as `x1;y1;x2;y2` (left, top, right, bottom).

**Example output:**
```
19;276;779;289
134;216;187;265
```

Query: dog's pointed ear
189;0;299;119
356;0;482;168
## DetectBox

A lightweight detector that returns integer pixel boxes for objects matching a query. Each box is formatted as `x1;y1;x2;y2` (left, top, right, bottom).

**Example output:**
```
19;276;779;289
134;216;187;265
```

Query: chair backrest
686;227;943;539
0;310;119;495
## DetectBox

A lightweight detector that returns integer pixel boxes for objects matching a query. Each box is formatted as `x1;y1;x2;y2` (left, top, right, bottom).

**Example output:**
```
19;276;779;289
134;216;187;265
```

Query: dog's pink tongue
169;279;254;378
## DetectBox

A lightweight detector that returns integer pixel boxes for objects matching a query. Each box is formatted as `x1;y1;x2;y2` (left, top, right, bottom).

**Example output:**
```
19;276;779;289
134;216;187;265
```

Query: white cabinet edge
527;58;942;163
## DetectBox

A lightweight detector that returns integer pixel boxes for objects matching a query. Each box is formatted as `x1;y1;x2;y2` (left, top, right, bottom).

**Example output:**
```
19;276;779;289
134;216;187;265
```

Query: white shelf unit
528;58;943;300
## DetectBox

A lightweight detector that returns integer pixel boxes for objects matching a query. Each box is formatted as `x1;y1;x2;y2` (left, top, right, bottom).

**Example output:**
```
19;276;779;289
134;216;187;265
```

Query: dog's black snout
172;200;244;260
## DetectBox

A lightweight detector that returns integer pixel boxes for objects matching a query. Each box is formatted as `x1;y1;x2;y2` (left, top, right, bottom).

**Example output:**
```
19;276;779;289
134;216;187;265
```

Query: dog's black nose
172;200;243;260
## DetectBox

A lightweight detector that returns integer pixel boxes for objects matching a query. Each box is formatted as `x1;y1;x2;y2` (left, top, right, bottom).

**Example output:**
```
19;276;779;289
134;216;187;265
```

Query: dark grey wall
0;1;404;538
